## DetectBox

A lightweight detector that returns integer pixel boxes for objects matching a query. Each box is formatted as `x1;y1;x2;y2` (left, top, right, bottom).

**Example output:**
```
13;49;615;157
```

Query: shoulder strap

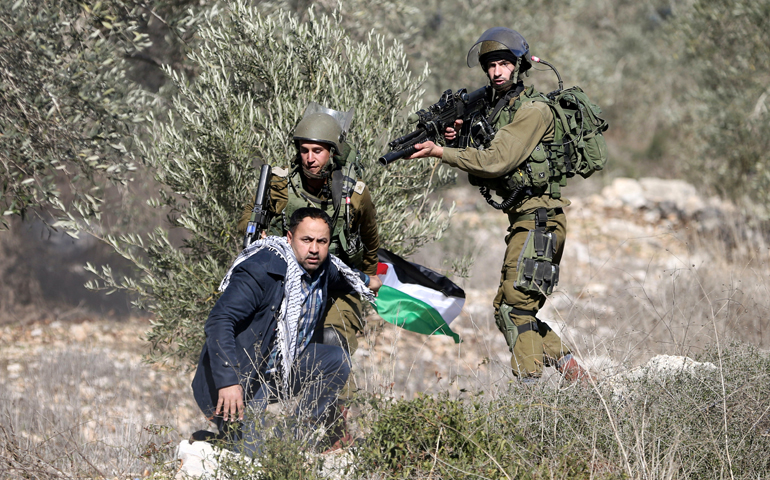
486;83;526;125
331;169;344;212
330;161;359;208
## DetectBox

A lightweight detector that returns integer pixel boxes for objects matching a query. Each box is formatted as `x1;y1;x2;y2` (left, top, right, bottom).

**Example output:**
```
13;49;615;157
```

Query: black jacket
191;248;361;418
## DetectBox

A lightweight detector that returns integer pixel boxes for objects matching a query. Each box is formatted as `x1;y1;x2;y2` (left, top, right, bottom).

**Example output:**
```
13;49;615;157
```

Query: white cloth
218;236;374;389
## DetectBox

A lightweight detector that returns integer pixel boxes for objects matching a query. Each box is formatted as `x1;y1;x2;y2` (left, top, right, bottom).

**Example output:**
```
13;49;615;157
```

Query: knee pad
322;327;350;354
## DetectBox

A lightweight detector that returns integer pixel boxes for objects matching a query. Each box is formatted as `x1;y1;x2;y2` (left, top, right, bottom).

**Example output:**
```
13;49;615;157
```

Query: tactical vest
469;85;608;209
281;149;366;269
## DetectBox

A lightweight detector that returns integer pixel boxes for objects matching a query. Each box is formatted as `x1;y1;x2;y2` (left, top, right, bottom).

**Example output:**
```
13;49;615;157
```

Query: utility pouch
525;145;550;189
495;304;519;352
339;228;365;269
514;210;560;295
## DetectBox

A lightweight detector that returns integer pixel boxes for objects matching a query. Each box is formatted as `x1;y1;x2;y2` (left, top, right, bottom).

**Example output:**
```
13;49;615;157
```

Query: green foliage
0;0;151;230
212;435;324;480
668;0;770;206
87;1;457;367
357;393;530;478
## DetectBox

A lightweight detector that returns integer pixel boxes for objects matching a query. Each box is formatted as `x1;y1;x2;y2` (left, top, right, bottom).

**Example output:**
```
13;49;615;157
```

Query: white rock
175;440;220;480
601;178;645;209
639;178;704;217
603;354;717;403
175;440;260;480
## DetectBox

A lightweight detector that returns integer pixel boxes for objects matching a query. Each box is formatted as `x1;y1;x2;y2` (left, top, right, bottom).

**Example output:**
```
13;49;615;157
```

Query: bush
350;341;770;479
669;0;770;207
85;1;458;367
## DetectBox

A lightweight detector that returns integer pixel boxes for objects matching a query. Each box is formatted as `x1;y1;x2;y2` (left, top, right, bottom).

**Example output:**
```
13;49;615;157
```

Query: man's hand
444;119;464;142
405;141;444;159
216;384;244;421
368;274;383;295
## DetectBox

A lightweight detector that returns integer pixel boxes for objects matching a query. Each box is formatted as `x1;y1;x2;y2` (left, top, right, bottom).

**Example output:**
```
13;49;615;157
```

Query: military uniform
442;86;573;378
239;148;379;396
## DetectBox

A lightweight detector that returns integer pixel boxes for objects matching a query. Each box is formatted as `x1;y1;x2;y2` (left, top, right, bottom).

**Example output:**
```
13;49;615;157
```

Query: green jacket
442;86;571;217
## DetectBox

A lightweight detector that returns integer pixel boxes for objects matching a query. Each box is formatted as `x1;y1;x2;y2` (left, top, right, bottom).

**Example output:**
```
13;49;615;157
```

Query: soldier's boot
321;402;353;453
557;355;590;382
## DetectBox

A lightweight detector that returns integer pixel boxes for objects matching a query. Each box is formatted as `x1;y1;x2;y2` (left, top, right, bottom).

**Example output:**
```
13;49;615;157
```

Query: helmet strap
302;165;330;180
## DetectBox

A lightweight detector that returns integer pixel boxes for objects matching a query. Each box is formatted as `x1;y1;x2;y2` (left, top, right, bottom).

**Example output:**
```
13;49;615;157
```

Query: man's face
287;217;331;273
486;59;516;90
299;141;332;177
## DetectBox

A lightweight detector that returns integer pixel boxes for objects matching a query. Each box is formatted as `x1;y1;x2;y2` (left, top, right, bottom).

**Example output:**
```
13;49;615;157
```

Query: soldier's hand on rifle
444;119;464;142
406;141;444;159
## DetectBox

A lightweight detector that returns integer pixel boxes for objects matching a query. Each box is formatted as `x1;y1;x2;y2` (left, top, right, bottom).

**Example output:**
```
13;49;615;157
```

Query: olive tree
86;1;457;366
0;0;153;230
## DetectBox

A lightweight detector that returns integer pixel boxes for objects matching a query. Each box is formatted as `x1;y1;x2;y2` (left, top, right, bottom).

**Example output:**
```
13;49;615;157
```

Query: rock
638;177;704;217
603;354;717;402
70;323;88;343
599;177;730;223
174;439;353;479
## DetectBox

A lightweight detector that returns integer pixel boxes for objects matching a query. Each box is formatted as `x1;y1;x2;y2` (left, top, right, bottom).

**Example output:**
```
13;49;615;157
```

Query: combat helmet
293;112;344;154
467;27;532;90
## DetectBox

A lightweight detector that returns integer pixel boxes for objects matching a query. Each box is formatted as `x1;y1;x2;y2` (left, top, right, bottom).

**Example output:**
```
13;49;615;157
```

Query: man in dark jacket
192;207;381;455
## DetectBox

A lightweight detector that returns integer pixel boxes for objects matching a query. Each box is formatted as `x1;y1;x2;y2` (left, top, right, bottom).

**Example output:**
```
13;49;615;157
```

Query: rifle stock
243;164;272;249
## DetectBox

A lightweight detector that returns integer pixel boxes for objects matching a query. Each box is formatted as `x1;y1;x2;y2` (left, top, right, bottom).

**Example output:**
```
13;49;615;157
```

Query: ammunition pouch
467;142;556;209
514;208;560;295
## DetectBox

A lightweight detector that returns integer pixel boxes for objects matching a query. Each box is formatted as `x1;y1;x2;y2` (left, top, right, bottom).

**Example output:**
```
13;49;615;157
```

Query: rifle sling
486;83;525;125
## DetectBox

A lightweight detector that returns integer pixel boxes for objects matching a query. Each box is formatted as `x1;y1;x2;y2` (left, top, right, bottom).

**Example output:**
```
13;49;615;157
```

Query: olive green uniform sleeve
442;101;554;178
237;173;290;234
351;185;380;276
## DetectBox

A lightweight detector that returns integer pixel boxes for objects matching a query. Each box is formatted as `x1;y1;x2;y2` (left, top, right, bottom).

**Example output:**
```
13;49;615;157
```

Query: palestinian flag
374;249;465;343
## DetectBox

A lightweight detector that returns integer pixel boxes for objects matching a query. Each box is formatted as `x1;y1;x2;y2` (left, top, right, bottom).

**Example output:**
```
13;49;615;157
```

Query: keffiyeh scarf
218;236;374;390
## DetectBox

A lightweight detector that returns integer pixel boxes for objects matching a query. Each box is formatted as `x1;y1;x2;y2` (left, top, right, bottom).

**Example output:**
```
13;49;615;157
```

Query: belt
508;207;564;224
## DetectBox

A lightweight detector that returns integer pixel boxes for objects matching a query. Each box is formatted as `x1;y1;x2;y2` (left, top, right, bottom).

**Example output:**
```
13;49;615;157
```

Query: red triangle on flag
377;262;389;275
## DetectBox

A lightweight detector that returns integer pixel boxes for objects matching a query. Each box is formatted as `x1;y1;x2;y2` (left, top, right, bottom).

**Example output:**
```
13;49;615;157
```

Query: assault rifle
242;164;272;249
378;86;495;165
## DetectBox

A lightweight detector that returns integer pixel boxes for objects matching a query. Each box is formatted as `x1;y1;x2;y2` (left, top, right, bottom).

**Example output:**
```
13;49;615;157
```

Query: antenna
531;56;563;99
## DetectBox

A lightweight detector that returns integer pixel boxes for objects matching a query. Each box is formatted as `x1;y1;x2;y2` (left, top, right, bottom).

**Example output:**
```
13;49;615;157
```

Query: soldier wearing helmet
239;105;380;447
407;27;588;383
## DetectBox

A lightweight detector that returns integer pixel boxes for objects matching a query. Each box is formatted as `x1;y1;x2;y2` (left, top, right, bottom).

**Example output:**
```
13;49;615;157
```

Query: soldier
239;105;379;445
407;28;588;383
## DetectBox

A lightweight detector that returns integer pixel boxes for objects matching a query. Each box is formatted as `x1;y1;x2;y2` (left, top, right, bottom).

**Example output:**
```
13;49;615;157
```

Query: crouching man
191;207;381;455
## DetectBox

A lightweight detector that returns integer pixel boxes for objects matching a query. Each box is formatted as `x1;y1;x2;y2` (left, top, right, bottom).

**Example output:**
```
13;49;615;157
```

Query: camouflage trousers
322;291;364;401
493;209;572;378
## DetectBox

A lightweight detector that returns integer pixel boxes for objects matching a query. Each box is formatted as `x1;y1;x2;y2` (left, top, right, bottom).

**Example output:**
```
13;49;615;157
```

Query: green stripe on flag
374;285;461;343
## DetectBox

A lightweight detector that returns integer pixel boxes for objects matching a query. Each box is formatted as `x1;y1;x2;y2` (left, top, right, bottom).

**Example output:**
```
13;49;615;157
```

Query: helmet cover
467;27;531;73
302;102;355;141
